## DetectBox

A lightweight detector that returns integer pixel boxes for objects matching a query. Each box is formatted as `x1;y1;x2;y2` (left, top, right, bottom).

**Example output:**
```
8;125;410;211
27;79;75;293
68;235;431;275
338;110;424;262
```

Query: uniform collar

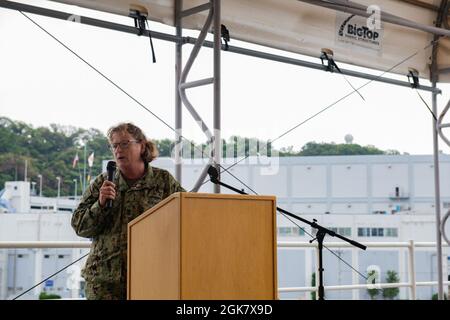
116;164;155;192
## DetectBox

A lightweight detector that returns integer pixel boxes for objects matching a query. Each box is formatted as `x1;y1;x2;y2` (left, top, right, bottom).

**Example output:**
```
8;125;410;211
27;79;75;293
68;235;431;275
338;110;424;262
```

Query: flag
87;152;95;168
72;153;79;168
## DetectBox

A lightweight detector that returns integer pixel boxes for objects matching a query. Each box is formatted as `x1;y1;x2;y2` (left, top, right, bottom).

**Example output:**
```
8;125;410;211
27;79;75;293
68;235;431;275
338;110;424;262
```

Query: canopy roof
50;0;450;82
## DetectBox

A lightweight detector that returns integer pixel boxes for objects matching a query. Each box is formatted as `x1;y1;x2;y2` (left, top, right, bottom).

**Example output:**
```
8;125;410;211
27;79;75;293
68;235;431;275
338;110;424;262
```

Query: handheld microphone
106;161;116;208
207;165;219;183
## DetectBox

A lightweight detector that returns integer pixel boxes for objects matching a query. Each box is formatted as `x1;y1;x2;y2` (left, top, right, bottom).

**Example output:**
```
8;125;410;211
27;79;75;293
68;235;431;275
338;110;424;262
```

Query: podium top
128;192;276;228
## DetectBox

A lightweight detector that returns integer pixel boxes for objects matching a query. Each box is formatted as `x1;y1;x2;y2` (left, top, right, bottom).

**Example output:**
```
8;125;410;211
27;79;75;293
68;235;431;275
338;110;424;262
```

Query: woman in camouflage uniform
72;123;184;300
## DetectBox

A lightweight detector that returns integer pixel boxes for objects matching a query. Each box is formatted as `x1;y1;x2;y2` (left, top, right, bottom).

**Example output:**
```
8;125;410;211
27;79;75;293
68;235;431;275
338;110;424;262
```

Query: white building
152;154;450;300
0;182;88;300
1;154;449;299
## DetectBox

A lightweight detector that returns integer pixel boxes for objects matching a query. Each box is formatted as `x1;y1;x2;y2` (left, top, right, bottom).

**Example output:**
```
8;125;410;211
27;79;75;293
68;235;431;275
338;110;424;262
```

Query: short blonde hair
107;122;159;163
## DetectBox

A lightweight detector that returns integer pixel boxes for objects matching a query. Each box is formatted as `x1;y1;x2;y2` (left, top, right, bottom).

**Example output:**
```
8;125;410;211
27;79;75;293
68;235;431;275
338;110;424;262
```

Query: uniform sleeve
165;171;186;197
71;174;108;238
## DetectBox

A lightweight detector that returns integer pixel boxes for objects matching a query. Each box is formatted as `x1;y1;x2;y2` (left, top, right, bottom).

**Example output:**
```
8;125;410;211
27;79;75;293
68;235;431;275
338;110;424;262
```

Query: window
386;228;398;237
331;227;351;237
359;227;398;237
44;255;50;259
58;255;65;259
278;227;305;237
278;227;291;236
338;227;351;237
357;228;371;237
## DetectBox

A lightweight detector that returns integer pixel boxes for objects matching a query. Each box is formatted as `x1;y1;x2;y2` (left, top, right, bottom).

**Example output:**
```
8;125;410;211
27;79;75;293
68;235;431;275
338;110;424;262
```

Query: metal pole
298;0;450;37
24;159;27;182
408;240;417;300
57;177;61;198
0;0;440;93
13;250;17;296
175;0;182;183
38;174;42;197
33;249;42;297
431;81;445;300
213;0;221;193
316;232;326;300
315;246;319;299
351;248;359;300
430;0;447;299
73;179;77;199
83;143;87;194
56;176;61;212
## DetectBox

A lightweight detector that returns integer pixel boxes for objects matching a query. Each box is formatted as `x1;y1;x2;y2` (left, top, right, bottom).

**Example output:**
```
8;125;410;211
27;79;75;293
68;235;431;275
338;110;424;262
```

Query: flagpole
78;166;83;196
83;142;87;194
87;166;92;185
73;151;82;196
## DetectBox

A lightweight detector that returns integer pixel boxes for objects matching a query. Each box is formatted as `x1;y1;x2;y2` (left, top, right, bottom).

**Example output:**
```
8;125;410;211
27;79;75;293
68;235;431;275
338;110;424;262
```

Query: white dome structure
344;134;354;144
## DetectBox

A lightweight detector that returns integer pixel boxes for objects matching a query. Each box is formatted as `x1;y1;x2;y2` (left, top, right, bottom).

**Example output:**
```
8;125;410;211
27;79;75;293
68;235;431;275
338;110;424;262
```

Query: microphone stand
208;166;366;300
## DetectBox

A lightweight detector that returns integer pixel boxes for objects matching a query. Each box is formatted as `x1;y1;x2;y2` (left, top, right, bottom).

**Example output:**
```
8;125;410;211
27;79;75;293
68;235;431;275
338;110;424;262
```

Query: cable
12;252;89;300
189;153;252;191
19;11;218;169
215;38;441;197
342;74;365;101
217;163;369;281
211;41;439;277
269;39;438;146
217;163;258;195
415;89;437;121
17;10;223;298
20;12;173;131
209;40;443;283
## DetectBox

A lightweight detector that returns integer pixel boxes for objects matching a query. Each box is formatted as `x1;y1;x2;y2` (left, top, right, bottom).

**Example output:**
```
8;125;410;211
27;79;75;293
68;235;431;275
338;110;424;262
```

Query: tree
382;270;400;300
310;272;316;300
298;141;392;156
39;291;61;300
155;138;174;157
367;270;380;300
309;271;325;300
0;117;112;197
0;117;405;196
431;293;448;300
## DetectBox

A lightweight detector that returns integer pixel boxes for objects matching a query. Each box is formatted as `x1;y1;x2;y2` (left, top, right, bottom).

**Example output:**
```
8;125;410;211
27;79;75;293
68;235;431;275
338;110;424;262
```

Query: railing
0;240;448;300
278;240;450;300
0;241;91;249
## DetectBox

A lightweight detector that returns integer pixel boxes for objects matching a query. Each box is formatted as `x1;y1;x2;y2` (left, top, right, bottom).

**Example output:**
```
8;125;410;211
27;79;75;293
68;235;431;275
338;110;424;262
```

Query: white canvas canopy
50;0;450;82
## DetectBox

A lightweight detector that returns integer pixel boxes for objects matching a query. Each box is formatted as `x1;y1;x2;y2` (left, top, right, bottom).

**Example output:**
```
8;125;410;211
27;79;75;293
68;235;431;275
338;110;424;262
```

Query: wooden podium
127;192;277;300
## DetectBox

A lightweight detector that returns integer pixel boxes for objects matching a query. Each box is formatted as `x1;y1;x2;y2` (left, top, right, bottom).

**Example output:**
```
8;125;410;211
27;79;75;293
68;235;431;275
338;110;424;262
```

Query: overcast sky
1;0;450;155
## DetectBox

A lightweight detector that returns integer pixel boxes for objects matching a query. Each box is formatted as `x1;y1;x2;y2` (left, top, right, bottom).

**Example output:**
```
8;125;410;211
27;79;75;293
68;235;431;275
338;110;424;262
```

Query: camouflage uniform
71;165;185;300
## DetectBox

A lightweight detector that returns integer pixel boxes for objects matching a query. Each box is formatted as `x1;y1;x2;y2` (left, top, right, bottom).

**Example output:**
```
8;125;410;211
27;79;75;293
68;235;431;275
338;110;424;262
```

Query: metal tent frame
0;0;449;299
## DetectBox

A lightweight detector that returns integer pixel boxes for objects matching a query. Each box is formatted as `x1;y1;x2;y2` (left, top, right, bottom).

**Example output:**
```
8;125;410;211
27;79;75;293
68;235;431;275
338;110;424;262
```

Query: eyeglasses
110;140;140;150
